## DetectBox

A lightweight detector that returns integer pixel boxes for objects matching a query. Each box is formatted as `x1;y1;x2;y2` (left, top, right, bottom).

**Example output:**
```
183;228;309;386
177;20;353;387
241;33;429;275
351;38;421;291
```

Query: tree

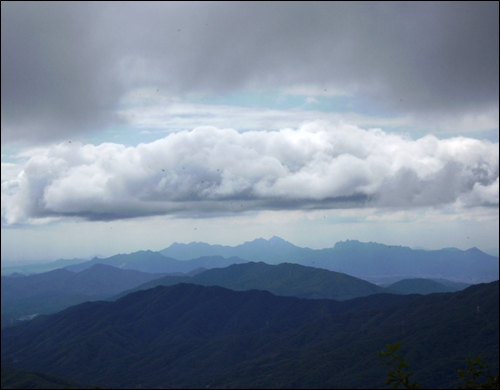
378;342;420;389
378;343;499;389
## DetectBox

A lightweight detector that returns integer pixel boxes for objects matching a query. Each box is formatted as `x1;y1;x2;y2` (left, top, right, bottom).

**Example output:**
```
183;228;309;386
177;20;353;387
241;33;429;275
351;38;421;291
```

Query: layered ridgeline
160;236;313;264
2;262;390;328
112;261;389;301
2;281;498;389
64;250;247;274
1;264;165;328
1;258;88;276
2;237;497;283
159;236;498;283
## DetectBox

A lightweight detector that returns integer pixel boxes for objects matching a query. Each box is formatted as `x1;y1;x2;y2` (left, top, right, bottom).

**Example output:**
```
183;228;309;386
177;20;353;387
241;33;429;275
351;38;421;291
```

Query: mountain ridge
111;261;390;301
1;264;166;328
2;281;497;389
3;237;498;283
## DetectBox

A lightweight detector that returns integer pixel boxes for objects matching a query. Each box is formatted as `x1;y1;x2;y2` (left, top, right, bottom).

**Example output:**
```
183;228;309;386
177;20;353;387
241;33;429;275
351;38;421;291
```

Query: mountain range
1;264;165;328
2;281;498;389
64;250;248;274
112;261;389;301
2;237;498;284
0;258;88;276
160;235;313;263
3;261;395;328
159;236;499;282
1;236;498;388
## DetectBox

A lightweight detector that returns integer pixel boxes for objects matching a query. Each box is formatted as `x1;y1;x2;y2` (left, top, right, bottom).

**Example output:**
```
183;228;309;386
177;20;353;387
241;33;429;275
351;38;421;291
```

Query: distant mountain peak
247;237;266;243
465;247;483;254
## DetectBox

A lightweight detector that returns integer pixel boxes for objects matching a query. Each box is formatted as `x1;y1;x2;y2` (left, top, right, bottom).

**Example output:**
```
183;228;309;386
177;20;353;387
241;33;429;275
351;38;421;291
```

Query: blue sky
1;2;498;263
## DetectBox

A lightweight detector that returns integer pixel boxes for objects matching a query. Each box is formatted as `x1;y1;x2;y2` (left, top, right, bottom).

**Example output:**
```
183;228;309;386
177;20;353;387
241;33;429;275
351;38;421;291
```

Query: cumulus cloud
2;2;498;143
2;122;498;225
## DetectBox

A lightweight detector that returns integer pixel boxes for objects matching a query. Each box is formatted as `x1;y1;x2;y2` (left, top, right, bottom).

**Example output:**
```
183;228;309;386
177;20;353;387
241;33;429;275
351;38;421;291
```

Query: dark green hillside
188;261;389;300
110;274;191;300
387;278;462;294
1;365;93;389
2;281;498;389
112;261;389;301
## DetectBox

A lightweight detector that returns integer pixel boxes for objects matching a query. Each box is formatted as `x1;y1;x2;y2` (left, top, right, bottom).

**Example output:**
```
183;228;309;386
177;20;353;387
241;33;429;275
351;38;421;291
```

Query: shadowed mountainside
2;281;497;389
0;365;93;389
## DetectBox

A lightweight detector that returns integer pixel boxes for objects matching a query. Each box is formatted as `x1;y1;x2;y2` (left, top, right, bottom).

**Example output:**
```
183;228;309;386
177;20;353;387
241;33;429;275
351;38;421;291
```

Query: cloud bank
2;122;498;225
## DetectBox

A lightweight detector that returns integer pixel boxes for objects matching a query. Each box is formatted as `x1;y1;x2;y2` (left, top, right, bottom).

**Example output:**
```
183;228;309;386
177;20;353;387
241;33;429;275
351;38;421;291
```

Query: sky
1;2;499;264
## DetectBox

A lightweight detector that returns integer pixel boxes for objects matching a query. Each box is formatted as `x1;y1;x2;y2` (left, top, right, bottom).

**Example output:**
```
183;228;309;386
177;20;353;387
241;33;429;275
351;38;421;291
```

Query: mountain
309;241;499;283
1;365;92;389
6;237;495;283
160;235;313;264
429;278;472;290
1;258;88;276
387;278;463;294
484;247;499;257
113;261;389;301
3;272;26;278
1;264;165;327
160;237;499;283
2;281;498;389
65;250;248;274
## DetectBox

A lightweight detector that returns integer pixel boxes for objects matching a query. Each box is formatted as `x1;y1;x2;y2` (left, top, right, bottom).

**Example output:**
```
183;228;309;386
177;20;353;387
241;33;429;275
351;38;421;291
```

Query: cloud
2;122;498;225
117;97;412;133
2;2;498;144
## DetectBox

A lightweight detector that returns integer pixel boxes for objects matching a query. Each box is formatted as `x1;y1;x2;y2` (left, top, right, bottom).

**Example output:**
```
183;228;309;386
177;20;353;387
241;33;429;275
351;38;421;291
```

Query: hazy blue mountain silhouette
160;237;498;283
1;258;88;276
6;237;496;283
65;250;248;274
160;235;313;263
308;241;498;283
2;281;497;389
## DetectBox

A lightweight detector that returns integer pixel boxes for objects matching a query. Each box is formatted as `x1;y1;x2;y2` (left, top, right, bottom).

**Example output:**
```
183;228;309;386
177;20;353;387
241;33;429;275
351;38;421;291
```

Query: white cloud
1;162;22;183
1;122;498;225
